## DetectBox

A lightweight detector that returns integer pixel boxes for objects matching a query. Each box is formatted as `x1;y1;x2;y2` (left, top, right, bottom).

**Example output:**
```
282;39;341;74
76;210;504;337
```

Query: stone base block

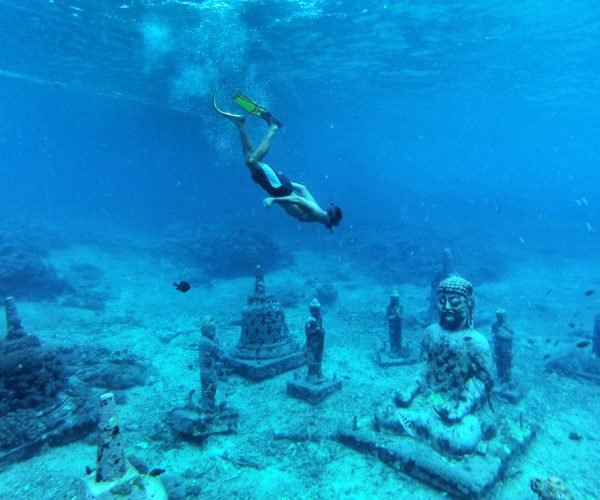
287;378;342;405
77;461;167;500
225;351;305;380
337;419;536;499
377;349;418;367
169;406;238;440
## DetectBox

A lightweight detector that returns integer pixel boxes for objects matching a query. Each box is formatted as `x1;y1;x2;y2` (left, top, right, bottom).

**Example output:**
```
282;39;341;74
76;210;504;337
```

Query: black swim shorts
252;162;293;197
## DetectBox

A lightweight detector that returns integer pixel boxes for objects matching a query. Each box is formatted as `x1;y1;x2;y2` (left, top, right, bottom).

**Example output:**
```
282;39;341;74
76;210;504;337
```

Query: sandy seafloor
1;235;600;499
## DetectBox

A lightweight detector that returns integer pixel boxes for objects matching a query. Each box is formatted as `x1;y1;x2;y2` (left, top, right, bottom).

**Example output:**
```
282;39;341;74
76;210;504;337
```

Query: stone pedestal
225;266;304;380
376;348;418;367
169;405;239;439
338;418;536;499
287;378;342;405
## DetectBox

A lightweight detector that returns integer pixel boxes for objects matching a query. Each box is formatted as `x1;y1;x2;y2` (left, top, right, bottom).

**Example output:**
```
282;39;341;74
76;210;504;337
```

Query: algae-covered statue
377;275;495;454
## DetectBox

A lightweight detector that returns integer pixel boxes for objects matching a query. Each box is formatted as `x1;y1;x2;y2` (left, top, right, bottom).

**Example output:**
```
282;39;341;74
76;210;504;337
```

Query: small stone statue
593;314;600;358
305;298;325;383
287;298;342;404
387;290;403;356
492;308;514;384
492;308;523;403
199;317;222;412
377;291;417;366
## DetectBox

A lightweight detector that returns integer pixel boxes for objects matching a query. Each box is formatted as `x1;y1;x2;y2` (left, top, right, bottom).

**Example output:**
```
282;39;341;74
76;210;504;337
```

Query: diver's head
325;203;343;232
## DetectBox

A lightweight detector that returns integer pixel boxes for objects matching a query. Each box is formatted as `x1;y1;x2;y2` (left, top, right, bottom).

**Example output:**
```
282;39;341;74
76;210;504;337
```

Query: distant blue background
1;0;598;256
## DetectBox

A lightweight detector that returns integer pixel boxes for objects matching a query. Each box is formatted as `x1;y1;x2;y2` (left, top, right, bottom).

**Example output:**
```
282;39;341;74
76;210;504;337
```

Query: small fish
394;411;416;438
463;336;473;342
576;340;591;349
174;281;191;293
149;468;166;477
584;289;595;296
545;289;553;295
543;354;550;360
568;322;576;328
85;465;95;475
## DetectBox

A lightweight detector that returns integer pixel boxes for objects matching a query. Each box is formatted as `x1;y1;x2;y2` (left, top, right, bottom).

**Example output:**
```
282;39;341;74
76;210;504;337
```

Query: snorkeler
212;92;343;232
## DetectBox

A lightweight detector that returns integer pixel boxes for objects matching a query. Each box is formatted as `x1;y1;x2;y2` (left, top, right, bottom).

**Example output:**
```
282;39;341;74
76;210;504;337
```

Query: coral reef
316;283;338;306
58;345;151;390
0;243;71;299
164;226;292;277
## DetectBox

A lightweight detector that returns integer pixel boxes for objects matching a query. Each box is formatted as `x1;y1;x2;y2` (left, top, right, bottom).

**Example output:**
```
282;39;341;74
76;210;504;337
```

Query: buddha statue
376;276;496;455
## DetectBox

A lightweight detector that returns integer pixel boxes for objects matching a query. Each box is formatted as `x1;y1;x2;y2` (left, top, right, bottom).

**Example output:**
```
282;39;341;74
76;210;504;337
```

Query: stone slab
377;350;418;367
169;407;238;440
287;378;342;405
225;351;305;380
337;419;536;499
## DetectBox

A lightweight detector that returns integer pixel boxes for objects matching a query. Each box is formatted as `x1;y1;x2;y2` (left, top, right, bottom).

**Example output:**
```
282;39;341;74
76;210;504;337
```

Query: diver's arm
291;182;318;203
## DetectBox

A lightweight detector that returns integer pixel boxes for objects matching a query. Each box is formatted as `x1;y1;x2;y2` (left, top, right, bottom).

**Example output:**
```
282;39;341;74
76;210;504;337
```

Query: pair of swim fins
232;93;282;129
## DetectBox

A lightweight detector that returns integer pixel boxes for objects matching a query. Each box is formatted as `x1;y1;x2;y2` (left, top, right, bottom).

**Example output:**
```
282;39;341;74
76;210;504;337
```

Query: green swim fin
233;93;282;128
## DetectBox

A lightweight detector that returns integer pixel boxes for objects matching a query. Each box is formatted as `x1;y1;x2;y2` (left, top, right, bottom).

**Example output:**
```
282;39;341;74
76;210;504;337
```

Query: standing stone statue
169;318;238;440
387;291;403;356
377;291;417;366
305;298;325;383
492;308;514;384
492;308;523;403
593;314;600;358
287;298;341;404
199;318;222;412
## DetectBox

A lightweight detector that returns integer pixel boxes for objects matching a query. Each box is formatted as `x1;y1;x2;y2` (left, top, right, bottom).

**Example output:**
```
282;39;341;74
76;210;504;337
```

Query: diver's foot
262;111;282;130
263;197;274;208
213;93;245;124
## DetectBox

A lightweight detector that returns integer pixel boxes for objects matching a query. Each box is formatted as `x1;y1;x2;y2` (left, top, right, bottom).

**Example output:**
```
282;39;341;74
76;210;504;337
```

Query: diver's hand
263;197;274;208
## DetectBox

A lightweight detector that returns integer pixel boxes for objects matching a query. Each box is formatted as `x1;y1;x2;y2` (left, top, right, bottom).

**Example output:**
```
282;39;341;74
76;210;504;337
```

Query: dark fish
545;289;553;295
463;336;473;341
568;322;576;328
584;289;595;296
85;465;94;475
543;354;550;360
149;468;166;477
576;340;591;349
174;281;191;293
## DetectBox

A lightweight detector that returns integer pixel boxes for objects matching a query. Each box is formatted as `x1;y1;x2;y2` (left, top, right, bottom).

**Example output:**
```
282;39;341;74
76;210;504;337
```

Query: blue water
1;0;598;251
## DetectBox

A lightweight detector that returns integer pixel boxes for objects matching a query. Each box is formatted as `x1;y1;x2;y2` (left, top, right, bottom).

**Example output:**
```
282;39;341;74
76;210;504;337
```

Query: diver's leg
249;124;279;163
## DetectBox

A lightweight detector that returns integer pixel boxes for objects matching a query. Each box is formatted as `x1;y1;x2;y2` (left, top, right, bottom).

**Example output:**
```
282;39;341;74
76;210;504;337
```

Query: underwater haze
1;0;600;499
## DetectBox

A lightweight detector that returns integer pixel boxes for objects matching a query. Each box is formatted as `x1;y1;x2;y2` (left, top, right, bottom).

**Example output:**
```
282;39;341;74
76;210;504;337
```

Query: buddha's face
438;292;470;331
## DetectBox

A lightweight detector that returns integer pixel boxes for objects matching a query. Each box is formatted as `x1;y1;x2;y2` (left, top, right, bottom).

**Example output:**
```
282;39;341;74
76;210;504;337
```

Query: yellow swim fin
233;93;282;128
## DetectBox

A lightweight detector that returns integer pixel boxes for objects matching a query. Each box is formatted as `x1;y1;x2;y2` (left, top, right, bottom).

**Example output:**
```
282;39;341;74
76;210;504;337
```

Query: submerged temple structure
338;276;535;498
0;296;95;470
224;266;305;380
